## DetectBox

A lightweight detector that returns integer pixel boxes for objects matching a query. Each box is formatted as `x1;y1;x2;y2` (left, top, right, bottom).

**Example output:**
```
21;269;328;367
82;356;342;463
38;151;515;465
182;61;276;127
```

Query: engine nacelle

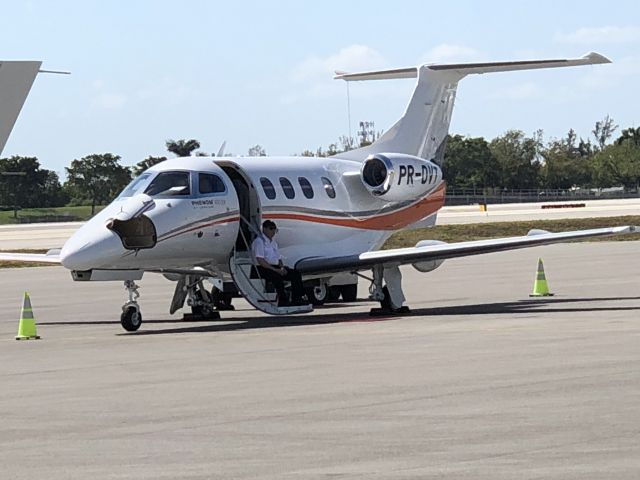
411;240;447;273
360;153;442;202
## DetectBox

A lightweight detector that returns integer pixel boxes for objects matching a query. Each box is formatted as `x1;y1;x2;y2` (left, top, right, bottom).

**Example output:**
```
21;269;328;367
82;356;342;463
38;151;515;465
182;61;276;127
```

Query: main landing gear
187;280;222;320
368;265;410;316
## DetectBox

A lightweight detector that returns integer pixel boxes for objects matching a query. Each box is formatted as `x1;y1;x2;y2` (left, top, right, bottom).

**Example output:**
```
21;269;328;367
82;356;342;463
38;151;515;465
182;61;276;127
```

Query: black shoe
369;306;410;316
278;299;290;307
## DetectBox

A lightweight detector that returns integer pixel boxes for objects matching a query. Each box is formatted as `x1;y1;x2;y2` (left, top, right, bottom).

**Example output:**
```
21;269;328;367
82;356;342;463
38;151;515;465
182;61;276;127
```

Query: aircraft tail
0;61;42;156
334;52;610;164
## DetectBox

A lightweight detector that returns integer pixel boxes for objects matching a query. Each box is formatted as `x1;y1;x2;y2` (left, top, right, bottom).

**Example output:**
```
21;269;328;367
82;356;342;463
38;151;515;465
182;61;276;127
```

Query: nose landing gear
121;280;142;331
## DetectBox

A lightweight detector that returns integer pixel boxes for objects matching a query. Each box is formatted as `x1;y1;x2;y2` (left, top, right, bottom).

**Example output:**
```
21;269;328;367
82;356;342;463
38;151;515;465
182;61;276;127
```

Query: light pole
1;171;26;219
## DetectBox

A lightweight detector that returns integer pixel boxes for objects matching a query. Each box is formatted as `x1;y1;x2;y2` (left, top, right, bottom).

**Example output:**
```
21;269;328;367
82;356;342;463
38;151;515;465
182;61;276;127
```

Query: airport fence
445;187;639;205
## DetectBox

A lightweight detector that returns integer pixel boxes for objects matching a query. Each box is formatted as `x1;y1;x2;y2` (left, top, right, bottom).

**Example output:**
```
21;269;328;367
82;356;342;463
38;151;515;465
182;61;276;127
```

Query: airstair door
216;162;261;253
216;161;312;315
229;251;312;315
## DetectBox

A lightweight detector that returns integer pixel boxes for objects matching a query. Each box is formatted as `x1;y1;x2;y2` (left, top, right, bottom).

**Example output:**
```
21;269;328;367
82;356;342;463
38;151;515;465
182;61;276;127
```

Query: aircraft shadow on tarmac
37;297;640;336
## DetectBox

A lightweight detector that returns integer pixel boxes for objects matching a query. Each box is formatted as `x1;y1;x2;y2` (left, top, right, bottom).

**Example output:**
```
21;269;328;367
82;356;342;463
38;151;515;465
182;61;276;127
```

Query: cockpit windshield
118;173;153;198
144;171;191;197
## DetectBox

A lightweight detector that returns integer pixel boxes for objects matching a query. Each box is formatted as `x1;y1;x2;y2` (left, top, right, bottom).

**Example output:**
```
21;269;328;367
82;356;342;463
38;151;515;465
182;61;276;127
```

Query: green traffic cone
15;292;40;340
530;258;554;297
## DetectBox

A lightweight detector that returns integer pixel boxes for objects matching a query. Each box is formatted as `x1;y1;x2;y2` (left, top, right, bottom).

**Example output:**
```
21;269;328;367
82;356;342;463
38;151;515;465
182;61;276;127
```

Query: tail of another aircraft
334;52;610;165
0;61;42;156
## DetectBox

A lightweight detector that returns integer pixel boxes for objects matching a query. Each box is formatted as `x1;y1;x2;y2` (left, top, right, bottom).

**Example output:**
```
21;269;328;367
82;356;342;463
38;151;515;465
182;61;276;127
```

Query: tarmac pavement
1;242;639;479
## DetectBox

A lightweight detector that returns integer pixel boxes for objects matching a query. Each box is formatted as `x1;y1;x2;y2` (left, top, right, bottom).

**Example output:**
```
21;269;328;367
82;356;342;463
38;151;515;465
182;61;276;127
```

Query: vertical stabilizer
334;52;610;164
0;61;42;156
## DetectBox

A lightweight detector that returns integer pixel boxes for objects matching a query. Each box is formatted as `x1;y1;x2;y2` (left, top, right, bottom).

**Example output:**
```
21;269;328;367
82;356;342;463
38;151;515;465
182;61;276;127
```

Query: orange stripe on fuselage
268;182;446;230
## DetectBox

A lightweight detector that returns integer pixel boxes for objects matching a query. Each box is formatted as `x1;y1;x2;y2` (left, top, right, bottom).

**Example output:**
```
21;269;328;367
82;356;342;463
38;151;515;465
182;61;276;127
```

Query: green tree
133;155;167;176
166;139;200;157
247;144;266;156
443;135;499;189
615;127;640;147
42;171;69;207
590;142;640;189
540;129;591;189
592;115;618;151
0;156;66;215
65;153;131;215
489;130;541;190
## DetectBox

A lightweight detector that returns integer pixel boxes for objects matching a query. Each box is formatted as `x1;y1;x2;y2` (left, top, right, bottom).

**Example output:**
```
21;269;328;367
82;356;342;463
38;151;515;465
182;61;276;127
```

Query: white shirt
252;234;282;265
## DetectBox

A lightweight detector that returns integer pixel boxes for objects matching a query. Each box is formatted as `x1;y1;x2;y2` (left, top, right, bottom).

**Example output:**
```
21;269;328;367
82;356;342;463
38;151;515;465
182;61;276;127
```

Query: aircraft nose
60;226;125;271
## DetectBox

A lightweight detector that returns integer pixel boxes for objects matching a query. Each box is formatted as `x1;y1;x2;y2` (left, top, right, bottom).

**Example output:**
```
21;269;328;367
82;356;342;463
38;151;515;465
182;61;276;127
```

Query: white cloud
485;82;543;101
282;45;389;105
492;82;543;100
291;44;386;83
91;92;127;110
420;44;485;64
555;26;640;44
136;78;191;105
578;55;640;89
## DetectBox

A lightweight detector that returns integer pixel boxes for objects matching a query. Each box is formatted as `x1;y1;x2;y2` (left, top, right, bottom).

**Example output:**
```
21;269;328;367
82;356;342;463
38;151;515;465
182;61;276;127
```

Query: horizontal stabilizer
334;52;610;81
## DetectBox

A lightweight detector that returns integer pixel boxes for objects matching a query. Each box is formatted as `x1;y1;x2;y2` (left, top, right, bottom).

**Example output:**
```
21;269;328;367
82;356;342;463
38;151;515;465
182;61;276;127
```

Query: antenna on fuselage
335;70;353;143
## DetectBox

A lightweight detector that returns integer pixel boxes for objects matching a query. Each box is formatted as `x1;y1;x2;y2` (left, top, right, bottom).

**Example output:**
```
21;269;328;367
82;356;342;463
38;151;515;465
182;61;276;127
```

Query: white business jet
2;52;637;332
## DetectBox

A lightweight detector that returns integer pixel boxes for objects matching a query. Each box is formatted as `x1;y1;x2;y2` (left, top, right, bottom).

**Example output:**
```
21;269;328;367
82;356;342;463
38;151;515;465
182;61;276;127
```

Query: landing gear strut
121;280;142;331
186;278;221;320
368;265;410;316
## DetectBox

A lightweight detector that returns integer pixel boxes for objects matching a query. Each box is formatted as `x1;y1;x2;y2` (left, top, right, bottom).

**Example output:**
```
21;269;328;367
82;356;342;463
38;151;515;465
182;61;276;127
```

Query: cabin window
321;177;336;199
298;177;314;199
118;173;152;198
279;177;295;199
260;177;276;200
144;171;191;196
198;173;226;194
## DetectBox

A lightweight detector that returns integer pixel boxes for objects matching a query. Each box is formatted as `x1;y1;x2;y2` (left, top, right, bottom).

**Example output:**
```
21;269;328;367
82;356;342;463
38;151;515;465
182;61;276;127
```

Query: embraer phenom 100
1;52;637;331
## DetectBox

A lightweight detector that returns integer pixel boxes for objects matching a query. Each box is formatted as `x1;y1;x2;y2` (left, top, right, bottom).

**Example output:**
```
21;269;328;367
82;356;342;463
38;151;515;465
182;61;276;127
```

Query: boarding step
229;253;313;315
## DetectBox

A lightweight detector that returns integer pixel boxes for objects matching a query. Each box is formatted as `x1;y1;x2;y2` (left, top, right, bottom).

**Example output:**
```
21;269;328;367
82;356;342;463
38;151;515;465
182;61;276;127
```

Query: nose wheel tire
121;305;142;332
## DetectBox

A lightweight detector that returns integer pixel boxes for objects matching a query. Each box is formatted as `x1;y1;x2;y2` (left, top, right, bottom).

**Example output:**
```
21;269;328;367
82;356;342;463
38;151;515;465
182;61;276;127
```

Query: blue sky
2;0;640;175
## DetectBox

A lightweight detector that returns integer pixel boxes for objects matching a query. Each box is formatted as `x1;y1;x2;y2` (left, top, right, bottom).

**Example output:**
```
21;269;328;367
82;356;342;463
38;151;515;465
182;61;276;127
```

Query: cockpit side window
144;171;191;196
198;173;226;195
118;173;152;198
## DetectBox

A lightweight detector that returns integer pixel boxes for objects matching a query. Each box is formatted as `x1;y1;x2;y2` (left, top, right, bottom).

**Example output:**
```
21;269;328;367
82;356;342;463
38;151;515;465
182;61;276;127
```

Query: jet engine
360;153;442;202
411;240;447;273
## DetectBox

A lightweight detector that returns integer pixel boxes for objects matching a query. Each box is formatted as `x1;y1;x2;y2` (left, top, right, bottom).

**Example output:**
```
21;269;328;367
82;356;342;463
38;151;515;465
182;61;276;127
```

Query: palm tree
165;139;201;157
133;156;167;176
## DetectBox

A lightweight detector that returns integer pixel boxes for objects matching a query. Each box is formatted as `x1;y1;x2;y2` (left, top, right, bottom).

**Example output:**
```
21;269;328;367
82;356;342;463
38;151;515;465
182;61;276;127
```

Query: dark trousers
256;266;305;304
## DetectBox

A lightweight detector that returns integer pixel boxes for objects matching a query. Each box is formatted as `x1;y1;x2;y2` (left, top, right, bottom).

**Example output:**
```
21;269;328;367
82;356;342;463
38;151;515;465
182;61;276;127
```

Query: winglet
0;61;41;155
0;62;70;156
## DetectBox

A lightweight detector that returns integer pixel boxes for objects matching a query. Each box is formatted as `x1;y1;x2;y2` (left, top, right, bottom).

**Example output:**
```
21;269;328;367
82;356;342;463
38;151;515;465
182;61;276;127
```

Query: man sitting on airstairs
251;220;308;307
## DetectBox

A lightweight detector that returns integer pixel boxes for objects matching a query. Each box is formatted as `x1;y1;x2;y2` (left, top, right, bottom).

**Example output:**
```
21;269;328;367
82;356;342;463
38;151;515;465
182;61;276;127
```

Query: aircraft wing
0;251;61;264
295;226;638;275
